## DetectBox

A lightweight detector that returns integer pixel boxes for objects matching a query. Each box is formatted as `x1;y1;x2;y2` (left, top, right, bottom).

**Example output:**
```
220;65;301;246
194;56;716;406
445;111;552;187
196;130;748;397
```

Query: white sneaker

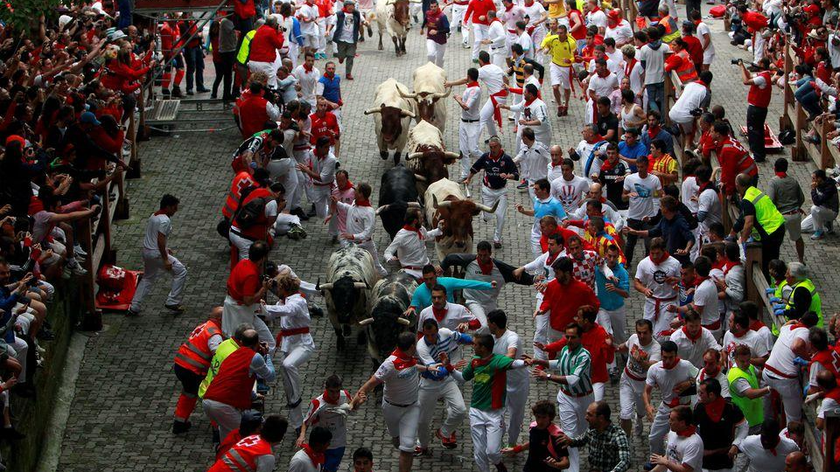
74;244;88;257
67;259;88;276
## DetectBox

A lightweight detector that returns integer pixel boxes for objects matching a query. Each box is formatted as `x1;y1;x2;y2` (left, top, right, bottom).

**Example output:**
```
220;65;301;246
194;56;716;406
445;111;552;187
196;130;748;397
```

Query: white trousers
592;382;605;402
340;239;388;276
274;213;302;235
451;4;470;45
417;379;467;447
649;403;673;455
504;378;530;445
6;336;27;385
481;185;508;243
469;407;505;472
465;299;494;334
459;121;482;179
267;158;298;212
248;60;278;88
291;150;315;209
763;370;801;422
557;390;593;472
312;187;331;220
644;297;677;339
472;24;489;60
130;249;187;312
426;39;446;67
531;27;546;63
221;295;276;353
598;306;627;345
203;399;242;441
533;311;549;360
278;342;315;429
229;228;255;261
382;400;421;453
479;95;505;139
619;375;646;420
491;48;507;69
810;205;837;233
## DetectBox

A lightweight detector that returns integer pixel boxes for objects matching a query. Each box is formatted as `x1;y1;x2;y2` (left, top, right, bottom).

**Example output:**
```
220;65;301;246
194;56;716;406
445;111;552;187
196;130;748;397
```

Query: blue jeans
323;447;346;472
646;82;665;114
183;46;205;92
795;76;821;117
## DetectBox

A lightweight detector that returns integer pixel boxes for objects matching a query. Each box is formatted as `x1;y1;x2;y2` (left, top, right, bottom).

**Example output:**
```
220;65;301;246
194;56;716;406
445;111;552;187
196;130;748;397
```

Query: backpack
217;185;258;238
234;195;268;229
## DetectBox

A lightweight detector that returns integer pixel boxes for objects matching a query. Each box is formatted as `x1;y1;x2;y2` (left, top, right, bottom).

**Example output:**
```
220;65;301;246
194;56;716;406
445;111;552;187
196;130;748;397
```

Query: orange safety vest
208;434;273;472
174;319;223;376
222;172;256;220
673;50;698;83
720;140;757;176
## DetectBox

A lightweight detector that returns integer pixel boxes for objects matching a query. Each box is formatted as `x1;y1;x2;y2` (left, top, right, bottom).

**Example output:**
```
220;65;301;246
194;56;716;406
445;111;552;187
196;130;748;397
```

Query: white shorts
549;63;571;89
303;33;319;49
619;374;646;420
382;400;420;452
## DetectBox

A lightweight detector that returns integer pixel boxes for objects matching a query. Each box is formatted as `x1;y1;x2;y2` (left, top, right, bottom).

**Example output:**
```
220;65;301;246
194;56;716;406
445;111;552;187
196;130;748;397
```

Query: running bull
404;120;459;192
424;177;498;262
399;61;451;133
364;78;415;164
358;271;417;364
376;166;422;240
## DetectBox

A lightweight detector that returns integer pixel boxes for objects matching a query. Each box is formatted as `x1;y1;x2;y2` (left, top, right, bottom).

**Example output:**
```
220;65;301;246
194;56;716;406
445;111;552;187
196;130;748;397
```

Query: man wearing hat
423;0;450;67
333;0;365;80
604;10;632;47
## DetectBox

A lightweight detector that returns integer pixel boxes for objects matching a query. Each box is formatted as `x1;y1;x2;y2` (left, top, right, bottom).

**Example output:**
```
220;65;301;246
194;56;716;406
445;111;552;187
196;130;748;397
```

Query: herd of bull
316;62;500;362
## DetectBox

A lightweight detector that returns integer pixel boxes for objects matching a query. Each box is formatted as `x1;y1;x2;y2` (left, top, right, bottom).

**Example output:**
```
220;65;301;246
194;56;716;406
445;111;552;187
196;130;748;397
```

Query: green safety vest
728;364;764;427
236;30;257;65
199;338;239;398
743;186;785;240
771;279;790;336
785;278;823;327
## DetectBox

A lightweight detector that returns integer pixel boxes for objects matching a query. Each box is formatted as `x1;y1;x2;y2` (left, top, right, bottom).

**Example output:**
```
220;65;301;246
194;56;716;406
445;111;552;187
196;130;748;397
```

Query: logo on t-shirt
653;269;667;284
634;182;651;198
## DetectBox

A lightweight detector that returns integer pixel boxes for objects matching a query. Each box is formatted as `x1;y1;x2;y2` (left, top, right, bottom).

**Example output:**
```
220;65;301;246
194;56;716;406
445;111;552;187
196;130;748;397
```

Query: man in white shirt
449;0;471;48
513;129;551;201
622;155;662;267
550;157;590;215
446;51;508;140
634;237;680;339
297;137;338;221
487;310;530;447
762;312;819;422
586;59;618;125
644;341;699;458
617;319;661;437
638;27;667;113
500;83;551;148
722;310;769;371
668;71;712;149
514;21;533;58
501;0;527;46
484;10;508;68
333;182;387;276
689;11;715;71
454;68;483;180
350;332;421;472
668;256;722;339
292;52;321;108
605;10;632;47
729;420;800;472
584;0;607;34
695;348;730;399
384;209;442;279
522;0;547;61
650;405;704;472
128;194;187;316
667;309;721;368
439;242;510;332
296;0;321;55
417;285;479;334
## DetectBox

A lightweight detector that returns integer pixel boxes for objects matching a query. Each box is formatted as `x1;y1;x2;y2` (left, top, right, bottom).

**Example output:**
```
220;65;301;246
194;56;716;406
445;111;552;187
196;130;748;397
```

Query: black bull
359;271;417;364
377;166;420;240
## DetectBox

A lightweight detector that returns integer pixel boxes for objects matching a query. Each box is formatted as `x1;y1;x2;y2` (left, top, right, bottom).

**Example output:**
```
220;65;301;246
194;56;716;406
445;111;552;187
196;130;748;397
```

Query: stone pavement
53;7;839;472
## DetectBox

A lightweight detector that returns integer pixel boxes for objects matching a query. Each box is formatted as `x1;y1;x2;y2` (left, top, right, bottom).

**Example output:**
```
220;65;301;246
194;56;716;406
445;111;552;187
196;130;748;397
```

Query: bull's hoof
378;44;384;51
357;330;367;345
380;151;389;160
343;324;352;337
393;152;401;165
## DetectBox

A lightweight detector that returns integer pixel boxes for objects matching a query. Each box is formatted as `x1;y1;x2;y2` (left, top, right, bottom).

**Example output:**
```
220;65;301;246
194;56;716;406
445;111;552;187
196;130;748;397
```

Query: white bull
404;120;459;192
364;78;416;164
368;0;414;56
399;62;451;133
424;178;497;261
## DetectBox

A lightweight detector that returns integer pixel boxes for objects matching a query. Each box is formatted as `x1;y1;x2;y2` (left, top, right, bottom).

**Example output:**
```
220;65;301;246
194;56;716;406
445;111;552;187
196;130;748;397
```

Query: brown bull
424;178;498;261
405;145;458;193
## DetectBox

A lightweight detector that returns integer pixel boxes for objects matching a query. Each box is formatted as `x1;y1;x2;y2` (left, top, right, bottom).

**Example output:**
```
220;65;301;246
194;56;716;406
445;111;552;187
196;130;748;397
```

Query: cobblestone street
53;7;840;471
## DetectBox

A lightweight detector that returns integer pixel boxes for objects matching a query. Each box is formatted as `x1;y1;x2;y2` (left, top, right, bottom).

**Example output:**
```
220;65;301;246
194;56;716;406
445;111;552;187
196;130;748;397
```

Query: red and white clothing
289;446;325;472
605;20;633;46
696;366;730;398
309;111;340;147
328;183;355;237
303;389;352;449
477;63;508;139
494;329;530;444
668;326;721;368
418;302;479;334
374;350;421;452
722;329;769;371
522;249;565;360
550;174;590;214
646;359;699;455
416;328;469;449
209;434;275;472
308;151;338;219
635;254;681;339
763;323;810;422
736;435;799;472
569;249;602;289
693;277;722;338
619;334;661;421
809;348;840;389
465;0;497;59
336;200;387;276
384;225;443;278
664;429;704;472
292;64;321;107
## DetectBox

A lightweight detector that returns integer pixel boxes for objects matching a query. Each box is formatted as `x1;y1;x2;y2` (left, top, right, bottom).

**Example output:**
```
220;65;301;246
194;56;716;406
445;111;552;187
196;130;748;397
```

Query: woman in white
264;273;316;432
618;85;645;132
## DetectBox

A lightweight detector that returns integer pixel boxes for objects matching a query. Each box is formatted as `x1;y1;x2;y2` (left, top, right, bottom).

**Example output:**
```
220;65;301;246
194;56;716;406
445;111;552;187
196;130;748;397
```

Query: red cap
608;9;621;23
804;4;820;14
5;135;24;148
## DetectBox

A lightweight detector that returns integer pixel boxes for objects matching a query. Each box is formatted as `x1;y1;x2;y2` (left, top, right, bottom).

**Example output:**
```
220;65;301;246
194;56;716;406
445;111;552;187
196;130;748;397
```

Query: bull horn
407;201;422;208
358;317;375;326
318;282;334;290
406;152;422;161
363;108;382;115
475;199;499;213
433;195;452;209
375;204;390;215
413;173;427;182
400;109;416;118
396;317;411;326
398;88;418;100
315;277;320;291
353;281;369;289
443;151;460;159
432;88;452;99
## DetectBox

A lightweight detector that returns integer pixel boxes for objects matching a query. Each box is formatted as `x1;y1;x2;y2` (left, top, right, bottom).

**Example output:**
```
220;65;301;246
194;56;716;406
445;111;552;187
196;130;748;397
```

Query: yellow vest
728;364;764;427
236;30;257;65
199;338;240;398
743;186;785;240
785;278;823;327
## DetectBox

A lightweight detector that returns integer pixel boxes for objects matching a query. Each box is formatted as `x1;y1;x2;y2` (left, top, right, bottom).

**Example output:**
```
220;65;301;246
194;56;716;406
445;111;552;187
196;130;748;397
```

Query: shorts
303;33;319;49
550;63;571;88
783;212;802;241
382;400;420;453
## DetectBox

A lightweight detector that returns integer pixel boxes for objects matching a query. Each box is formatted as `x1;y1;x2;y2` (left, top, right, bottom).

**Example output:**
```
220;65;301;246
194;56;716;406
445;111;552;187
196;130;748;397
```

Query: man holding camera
668;70;713;150
248;16;286;89
741;57;773;163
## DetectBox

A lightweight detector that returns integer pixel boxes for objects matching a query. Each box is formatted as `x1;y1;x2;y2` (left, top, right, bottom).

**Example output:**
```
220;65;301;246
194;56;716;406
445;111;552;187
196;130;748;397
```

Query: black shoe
210;93;218;99
291;207;310;221
165;304;186;314
306;205;317;217
172;420;192;434
186;90;194;96
161;88;171;96
196;87;210;93
172;86;183;98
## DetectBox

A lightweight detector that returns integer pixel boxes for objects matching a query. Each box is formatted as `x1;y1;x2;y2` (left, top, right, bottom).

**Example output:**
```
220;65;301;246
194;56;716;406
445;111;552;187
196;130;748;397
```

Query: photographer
238;81;281;139
740;57;773;163
668;70;713;149
248;15;286;89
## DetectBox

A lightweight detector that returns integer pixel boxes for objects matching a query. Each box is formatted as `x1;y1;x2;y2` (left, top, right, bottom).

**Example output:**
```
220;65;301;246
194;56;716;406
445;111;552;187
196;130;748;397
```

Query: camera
690;108;704;117
731;58;743;65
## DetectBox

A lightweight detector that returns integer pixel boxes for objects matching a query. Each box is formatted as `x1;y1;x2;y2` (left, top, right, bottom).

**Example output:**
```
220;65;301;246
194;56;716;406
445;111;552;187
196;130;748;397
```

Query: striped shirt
416;328;472;381
549;345;593;396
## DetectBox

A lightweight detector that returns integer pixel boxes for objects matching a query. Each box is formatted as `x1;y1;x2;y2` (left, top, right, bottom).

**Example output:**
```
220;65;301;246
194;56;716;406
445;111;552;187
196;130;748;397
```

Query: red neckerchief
676;425;697;437
750;320;766;330
337;180;354;192
324;72;335;80
696;80;707;88
698;180;714;193
154;210;167;216
491;17;503;25
403;224;424;240
712;259;726;271
471;354;495;368
302;444;325;468
702;365;720;379
723;260;741;276
524;96;537;107
586;134;603;144
477;258;494;275
790;322;807;331
489;150;503;161
467;80;480;88
601;158;618;172
651;251;671;265
432;305;448;321
623;58;637;77
663;356;682;369
391;347;417;369
303;63;313;73
505;3;514;11
647;125;660;139
589;5;601;13
704;396;727;422
596;69;610;78
356;198;371;207
681;325;702;342
323;389;340;404
775;172;788;178
545;250;561;266
343;6;353;12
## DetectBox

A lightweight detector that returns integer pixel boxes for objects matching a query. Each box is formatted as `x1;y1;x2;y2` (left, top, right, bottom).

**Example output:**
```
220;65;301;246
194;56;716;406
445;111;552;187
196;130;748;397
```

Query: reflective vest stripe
174;353;208;371
227;449;256;472
184;340;214;361
745;187;784;236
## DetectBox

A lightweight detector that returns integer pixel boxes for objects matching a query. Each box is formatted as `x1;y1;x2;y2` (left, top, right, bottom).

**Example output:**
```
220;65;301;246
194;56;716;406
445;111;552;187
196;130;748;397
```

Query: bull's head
406;150;459;184
365;103;414;145
389;0;412;26
433;195;498;249
359;299;413;362
319;276;369;324
398;88;451;124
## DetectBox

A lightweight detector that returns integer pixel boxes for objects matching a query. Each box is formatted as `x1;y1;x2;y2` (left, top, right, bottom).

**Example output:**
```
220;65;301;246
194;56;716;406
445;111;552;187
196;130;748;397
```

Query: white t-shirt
665;431;704;472
639;42;667;84
697;367;730;398
765;324;810;377
818;397;840;419
605;21;633;45
693;279;720;328
696;21;715;62
479;64;506;95
524;2;546;28
551;174;590;214
623;172;662;220
668;327;721;368
303;389;351;448
646;359;699;406
336;13;356;43
292;65;321;105
461;85;482;121
738;435;799;472
586;10;607;30
587;72;619;100
143;214;171;252
669;81;708;124
722;330;770;370
623;334;661;381
375;354;420;405
619;59;644;95
297;4;319;35
698;187;722;230
635;256;681;300
289;448;318;472
510;98;551;145
417;302;476;333
680;176;699;214
494;329;529;384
